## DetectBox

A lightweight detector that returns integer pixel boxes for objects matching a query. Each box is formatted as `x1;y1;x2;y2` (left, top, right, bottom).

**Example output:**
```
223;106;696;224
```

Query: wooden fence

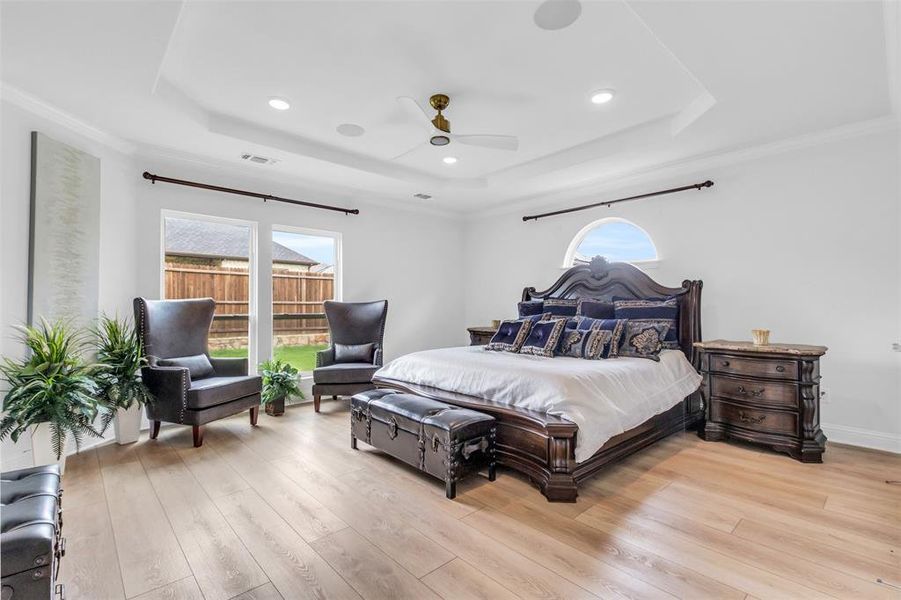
164;260;334;345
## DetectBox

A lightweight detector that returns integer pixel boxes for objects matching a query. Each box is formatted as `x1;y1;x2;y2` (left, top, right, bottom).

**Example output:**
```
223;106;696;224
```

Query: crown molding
0;82;136;155
469;114;899;220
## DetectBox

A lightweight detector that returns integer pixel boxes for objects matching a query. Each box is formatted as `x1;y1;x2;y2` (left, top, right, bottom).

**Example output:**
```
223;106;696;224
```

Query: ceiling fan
394;94;519;159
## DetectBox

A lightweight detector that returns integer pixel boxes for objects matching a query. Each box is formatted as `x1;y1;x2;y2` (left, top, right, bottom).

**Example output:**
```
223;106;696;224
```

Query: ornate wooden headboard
522;256;703;367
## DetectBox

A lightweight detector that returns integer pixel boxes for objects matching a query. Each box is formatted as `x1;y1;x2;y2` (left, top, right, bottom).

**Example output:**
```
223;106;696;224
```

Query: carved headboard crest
588;256;610;280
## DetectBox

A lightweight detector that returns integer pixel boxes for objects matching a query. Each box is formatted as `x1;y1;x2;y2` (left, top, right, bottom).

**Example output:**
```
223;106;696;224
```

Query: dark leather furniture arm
316;347;336;368
141;365;190;400
210;356;248;377
373;347;383;367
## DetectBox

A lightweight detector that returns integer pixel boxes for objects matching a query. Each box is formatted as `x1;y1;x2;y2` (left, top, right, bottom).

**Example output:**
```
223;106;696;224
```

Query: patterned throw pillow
543;298;578;317
619;321;671;361
567;317;627;357
557;328;614;360
576;298;615;320
517;301;545;317
486;319;532;352
519;319;567;357
613;297;679;350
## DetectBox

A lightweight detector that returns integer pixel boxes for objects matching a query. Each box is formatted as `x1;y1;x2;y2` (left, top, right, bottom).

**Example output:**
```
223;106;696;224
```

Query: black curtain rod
522;180;714;222
142;171;360;216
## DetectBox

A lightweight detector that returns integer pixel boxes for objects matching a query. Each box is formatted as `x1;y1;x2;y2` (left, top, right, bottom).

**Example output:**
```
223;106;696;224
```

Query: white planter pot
114;404;143;445
31;422;69;475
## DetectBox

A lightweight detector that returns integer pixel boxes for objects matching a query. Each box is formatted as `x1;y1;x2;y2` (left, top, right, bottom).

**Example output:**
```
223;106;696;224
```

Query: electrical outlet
820;388;830;404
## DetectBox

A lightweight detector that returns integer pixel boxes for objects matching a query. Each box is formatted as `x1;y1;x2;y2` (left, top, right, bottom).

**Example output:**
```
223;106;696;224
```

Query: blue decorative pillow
520;312;553;323
557;328;613;360
577;298;615;320
486;319;532;352
517;301;545;317
582;318;628;358
613;297;679;350
519;319;567;357
543;298;578;317
619;321;670;361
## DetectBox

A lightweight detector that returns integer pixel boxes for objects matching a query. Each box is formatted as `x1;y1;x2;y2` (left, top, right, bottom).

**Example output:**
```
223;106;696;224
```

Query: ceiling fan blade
391;140;428;161
396;96;435;133
452;134;519;151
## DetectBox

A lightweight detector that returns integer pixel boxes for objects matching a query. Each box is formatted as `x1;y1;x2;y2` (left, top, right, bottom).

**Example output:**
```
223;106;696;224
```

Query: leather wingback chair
312;300;388;413
134;297;262;446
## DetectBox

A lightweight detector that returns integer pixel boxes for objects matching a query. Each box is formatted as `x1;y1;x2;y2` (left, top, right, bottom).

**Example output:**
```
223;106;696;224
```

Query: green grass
210;344;328;373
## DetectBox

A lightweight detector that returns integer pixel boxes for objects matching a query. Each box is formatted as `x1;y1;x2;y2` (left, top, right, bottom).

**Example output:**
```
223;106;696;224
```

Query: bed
372;256;705;502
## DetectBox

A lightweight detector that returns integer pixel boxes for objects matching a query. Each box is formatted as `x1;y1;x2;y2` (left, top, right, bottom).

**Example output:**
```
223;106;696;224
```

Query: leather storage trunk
1;465;65;600
351;390;496;499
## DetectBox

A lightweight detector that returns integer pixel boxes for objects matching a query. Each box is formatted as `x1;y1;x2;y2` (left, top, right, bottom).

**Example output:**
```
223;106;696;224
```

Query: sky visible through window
273;231;335;266
574;221;656;263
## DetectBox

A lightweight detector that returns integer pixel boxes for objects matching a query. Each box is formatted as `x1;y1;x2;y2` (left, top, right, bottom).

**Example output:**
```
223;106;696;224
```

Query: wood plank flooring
59;400;900;599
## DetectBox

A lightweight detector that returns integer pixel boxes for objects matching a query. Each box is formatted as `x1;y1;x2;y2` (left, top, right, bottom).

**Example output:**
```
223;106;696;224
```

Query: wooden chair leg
192;425;204;447
314;394;321;413
445;479;456;500
488;462;497;482
351;435;357;450
332;395;338;401
149;421;161;440
249;406;259;426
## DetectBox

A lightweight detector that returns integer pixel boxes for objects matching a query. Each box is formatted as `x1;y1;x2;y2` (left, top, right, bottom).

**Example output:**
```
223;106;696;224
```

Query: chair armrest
373;346;383;367
316;347;335;368
209;356;248;377
141;365;190;402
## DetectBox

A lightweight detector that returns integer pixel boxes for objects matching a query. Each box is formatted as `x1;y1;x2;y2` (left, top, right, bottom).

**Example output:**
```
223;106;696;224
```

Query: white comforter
375;346;702;462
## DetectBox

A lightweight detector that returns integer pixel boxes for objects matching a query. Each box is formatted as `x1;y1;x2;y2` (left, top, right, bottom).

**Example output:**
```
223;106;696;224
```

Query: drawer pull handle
776;365;785;372
737;385;765;397
721;360;730;367
739;411;766;425
387;416;398;440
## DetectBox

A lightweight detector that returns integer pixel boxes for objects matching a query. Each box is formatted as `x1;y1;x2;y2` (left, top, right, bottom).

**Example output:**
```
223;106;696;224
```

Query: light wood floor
59;400;901;600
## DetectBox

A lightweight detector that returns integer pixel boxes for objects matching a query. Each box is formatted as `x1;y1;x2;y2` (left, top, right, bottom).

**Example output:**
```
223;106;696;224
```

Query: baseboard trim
822;423;901;454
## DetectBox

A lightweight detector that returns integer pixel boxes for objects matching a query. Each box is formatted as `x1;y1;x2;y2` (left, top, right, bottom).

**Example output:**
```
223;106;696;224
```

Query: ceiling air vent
413;193;432;200
240;153;278;165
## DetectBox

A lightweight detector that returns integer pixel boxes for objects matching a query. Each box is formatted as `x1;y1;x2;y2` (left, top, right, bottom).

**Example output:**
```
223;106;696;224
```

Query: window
271;228;340;373
564;218;657;266
161;212;257;366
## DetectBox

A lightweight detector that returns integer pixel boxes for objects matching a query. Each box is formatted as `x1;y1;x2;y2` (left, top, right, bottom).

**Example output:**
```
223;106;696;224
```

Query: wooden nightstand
695;340;828;462
467;326;498;346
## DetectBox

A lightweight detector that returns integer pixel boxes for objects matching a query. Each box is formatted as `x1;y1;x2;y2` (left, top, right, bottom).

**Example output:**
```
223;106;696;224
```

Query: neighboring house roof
165;218;317;265
310;264;334;274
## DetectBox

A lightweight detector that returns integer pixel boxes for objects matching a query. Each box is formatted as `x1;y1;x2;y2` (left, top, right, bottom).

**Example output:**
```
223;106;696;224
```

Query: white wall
1;100;140;468
463;128;901;451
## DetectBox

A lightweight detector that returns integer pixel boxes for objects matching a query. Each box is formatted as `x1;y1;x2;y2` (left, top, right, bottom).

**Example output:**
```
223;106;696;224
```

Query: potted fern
92;315;152;444
260;359;302;416
0;320;103;473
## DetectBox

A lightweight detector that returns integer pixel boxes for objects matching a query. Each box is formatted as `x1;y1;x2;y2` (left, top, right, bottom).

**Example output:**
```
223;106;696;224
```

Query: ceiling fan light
591;90;615;104
430;135;450;146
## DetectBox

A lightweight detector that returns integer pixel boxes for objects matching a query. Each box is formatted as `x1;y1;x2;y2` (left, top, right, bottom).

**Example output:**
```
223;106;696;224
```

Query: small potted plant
260;359;302;416
92;315;152;444
0;319;103;473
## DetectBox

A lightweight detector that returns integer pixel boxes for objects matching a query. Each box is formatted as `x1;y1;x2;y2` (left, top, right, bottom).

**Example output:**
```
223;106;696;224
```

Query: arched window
563;218;658;266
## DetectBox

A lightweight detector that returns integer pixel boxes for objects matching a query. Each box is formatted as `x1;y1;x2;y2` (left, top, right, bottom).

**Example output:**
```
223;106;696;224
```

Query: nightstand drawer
710;399;798;436
709;354;798;380
710;375;798;408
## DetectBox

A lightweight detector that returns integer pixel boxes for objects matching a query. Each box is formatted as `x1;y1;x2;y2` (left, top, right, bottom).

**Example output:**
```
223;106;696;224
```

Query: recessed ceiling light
590;90;615;105
268;97;291;111
443;156;458;165
336;123;365;137
534;0;582;31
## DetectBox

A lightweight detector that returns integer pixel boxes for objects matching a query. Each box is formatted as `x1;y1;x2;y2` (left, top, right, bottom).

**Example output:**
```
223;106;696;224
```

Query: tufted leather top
366;392;495;440
1;465;61;578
